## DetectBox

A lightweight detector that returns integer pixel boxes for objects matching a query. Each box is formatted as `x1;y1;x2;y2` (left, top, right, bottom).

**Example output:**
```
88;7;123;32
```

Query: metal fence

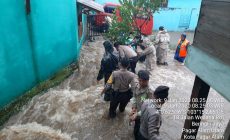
87;14;109;41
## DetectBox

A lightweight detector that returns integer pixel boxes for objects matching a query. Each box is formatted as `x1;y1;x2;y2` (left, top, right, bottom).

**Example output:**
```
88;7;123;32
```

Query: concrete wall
154;0;202;31
0;0;79;108
95;0;201;31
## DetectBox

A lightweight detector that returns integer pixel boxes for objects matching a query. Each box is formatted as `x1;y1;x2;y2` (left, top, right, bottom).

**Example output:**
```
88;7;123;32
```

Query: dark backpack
102;52;119;73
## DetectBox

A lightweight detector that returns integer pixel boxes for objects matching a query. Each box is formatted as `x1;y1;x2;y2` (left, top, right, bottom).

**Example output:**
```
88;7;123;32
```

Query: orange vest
177;39;189;57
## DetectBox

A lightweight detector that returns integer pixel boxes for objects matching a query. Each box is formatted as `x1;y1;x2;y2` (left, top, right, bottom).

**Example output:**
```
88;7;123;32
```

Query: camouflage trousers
156;47;167;63
145;55;154;71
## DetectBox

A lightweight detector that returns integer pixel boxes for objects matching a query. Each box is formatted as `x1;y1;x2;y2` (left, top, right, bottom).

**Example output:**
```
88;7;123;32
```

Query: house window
161;0;168;8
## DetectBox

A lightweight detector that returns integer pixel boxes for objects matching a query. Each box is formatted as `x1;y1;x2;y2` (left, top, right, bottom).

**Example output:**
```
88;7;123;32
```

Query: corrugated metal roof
77;0;104;12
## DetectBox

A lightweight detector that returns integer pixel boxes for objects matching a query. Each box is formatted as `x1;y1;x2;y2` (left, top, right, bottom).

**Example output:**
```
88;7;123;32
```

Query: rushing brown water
0;37;229;140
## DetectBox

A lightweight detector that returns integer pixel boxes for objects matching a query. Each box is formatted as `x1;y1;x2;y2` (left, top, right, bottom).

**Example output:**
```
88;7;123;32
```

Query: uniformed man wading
102;57;135;118
97;41;119;101
131;86;169;140
137;38;156;72
97;41;119;84
129;70;153;139
154;26;170;66
114;42;138;73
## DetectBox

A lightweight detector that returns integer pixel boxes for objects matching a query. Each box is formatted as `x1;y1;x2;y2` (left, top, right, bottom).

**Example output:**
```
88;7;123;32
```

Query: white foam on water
0;122;71;140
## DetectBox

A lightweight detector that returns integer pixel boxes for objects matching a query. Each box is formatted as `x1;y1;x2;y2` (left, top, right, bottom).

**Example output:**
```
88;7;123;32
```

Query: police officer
114;42;138;73
102;57;135;118
138;38;156;72
154;26;170;65
97;41;119;84
132;86;169;140
97;41;119;101
129;70;153;139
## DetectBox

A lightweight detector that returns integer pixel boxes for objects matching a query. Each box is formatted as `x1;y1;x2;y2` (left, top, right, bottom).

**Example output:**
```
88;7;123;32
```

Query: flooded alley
0;36;229;140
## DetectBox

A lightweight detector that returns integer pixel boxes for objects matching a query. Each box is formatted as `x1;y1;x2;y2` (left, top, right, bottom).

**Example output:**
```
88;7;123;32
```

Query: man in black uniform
97;41;119;101
97;41;118;84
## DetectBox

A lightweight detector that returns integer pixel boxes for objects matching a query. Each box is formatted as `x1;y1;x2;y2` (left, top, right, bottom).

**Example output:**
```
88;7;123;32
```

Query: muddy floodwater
0;37;229;140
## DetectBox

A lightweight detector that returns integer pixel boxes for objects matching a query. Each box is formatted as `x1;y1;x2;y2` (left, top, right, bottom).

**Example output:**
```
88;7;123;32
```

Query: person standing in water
174;33;190;64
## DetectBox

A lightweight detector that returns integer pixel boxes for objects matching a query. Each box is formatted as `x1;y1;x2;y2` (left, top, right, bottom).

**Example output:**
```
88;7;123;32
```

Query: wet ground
0;36;229;140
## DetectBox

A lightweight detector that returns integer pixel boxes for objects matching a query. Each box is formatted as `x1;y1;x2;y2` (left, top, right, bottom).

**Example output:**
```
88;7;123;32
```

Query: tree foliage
106;0;163;44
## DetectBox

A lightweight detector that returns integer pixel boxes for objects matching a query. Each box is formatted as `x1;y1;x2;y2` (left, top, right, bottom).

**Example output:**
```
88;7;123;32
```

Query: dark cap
159;26;164;31
138;70;150;80
154;86;169;100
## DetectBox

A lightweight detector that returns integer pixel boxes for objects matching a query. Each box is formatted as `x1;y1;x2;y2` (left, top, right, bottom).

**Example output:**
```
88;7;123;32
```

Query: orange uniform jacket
177;39;190;57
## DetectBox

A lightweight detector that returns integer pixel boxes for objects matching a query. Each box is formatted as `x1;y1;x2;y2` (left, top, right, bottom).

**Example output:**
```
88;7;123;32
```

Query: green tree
106;0;163;44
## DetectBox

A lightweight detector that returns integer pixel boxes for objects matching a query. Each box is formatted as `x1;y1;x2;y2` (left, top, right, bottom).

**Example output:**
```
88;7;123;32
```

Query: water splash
0;122;72;140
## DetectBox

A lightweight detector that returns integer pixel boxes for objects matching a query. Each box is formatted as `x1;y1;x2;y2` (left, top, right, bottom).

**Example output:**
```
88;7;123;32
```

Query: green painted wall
0;0;37;108
186;47;230;102
0;0;79;108
30;0;78;80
